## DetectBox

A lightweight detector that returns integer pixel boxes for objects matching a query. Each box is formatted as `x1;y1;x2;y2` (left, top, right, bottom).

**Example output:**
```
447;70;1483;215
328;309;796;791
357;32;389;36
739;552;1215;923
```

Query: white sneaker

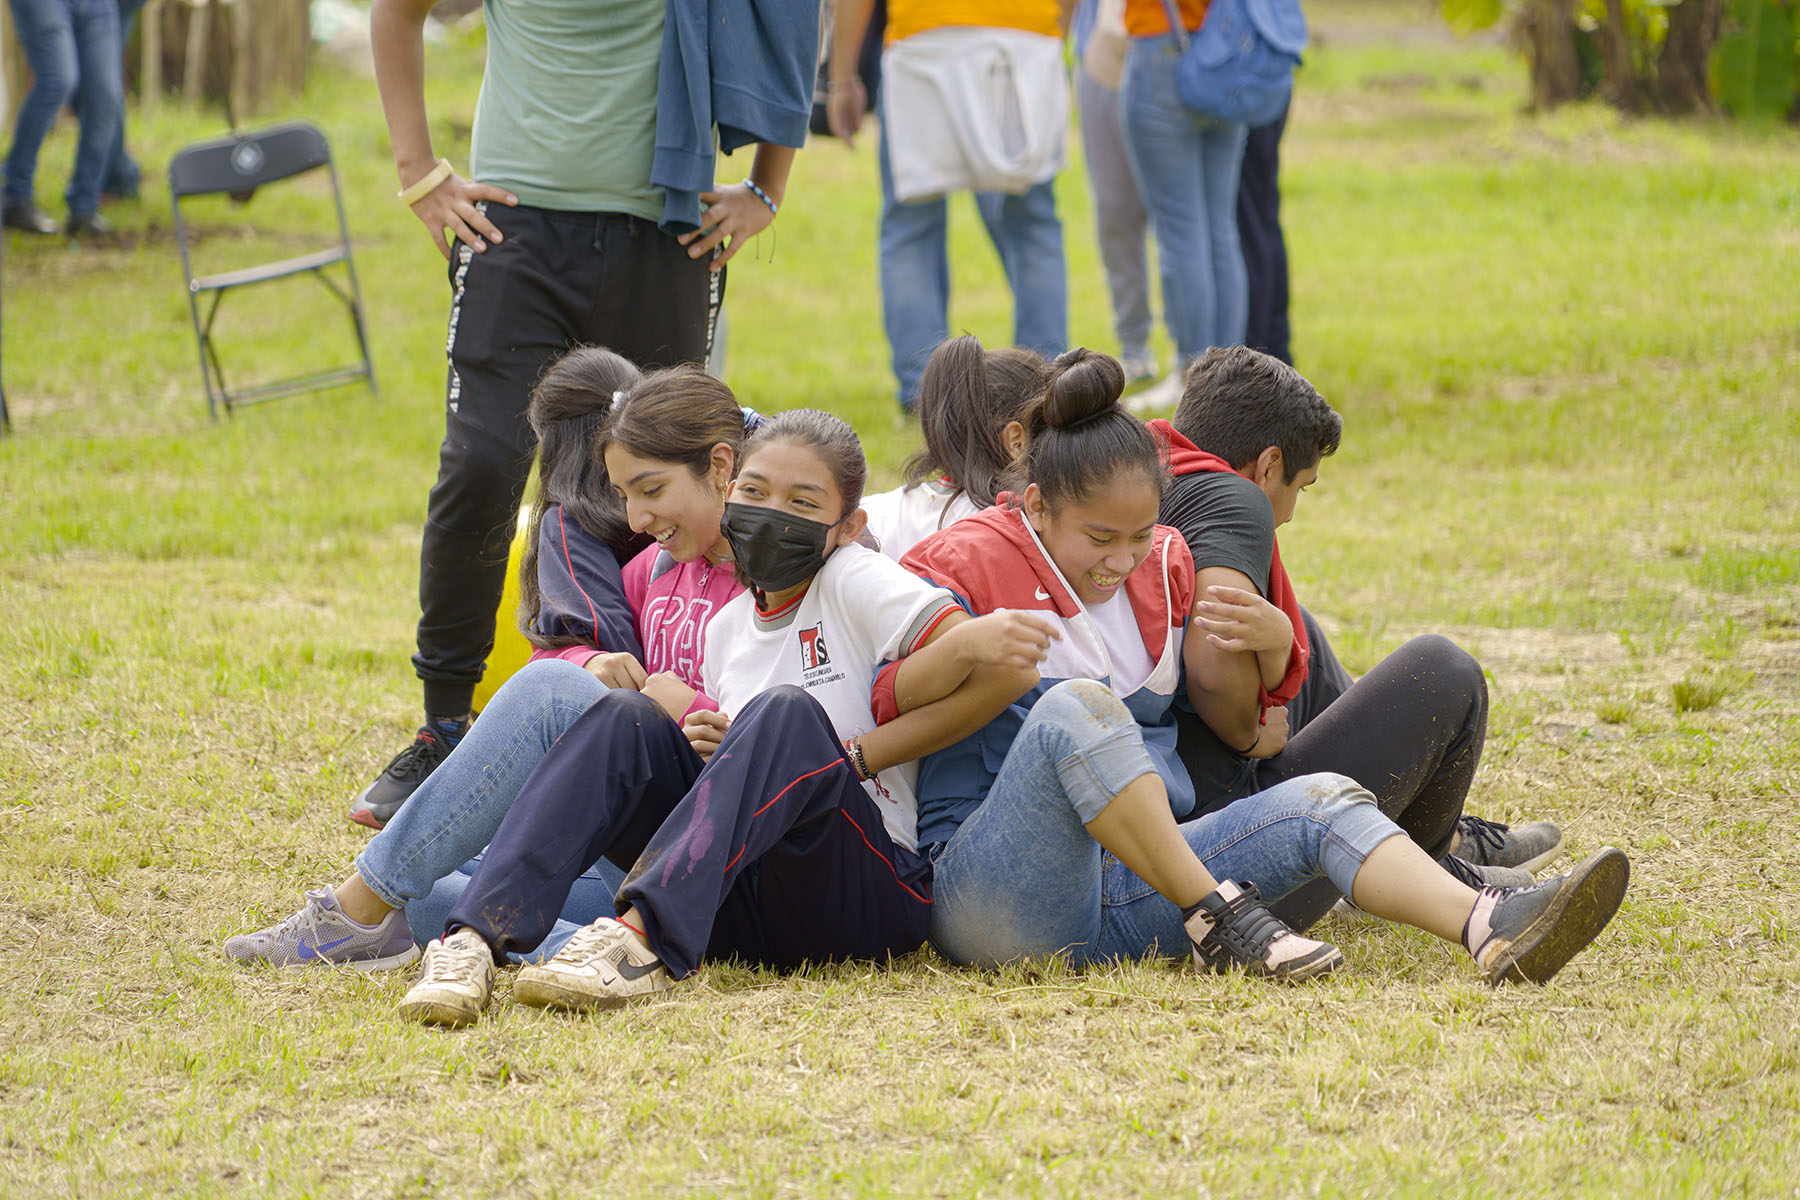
398;928;494;1028
1126;370;1184;415
513;917;674;1011
1120;350;1158;387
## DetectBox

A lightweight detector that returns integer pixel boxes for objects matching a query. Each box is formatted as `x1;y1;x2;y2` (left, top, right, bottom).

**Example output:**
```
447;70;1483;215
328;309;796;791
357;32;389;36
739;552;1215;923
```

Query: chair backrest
168;122;333;199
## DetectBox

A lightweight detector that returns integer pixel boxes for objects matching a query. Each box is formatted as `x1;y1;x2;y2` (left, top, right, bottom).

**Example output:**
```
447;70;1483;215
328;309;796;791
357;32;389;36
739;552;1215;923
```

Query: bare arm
889;609;1060;713
1184;565;1286;754
370;0;517;259
677;143;797;268
826;0;879;145
859;664;1040;774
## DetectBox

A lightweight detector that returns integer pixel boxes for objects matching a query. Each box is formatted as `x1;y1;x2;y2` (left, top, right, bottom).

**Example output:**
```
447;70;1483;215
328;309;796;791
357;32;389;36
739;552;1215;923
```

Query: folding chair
168;121;378;419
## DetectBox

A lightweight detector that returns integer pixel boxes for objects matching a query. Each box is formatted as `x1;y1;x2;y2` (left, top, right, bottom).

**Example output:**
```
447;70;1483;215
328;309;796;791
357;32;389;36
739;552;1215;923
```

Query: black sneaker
66;210;115;238
1467;847;1630;985
1185;880;1343;981
3;200;59;235
1454;815;1564;874
348;722;463;830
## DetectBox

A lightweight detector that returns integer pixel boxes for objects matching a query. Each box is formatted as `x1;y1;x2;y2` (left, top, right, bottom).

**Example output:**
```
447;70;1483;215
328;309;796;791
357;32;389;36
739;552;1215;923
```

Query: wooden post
182;0;210;108
228;0;252;119
141;0;165;111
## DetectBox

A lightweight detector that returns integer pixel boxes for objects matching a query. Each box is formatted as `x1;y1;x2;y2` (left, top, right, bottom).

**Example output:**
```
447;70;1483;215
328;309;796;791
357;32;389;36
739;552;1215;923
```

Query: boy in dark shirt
1153;346;1562;929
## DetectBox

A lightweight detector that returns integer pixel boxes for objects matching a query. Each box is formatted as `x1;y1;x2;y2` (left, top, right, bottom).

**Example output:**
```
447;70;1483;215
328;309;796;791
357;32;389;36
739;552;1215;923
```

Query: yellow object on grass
473;506;535;715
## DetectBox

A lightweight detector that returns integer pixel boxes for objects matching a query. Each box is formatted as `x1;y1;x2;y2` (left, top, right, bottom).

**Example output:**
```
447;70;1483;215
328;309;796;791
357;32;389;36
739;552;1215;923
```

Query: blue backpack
1155;0;1308;128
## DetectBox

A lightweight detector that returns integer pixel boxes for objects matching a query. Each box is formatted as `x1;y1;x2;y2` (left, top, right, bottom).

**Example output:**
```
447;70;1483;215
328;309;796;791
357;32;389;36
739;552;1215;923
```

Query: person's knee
1032;678;1134;734
1407;634;1487;703
735;684;830;735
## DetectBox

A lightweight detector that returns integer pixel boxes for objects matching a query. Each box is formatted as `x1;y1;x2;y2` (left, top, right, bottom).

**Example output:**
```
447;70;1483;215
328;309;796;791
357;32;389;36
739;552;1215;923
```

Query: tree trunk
1656;0;1723;113
1520;0;1584;109
1599;0;1645;111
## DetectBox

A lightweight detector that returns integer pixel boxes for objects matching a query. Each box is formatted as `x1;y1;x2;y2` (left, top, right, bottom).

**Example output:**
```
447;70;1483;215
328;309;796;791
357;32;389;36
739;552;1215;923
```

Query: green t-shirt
470;0;665;218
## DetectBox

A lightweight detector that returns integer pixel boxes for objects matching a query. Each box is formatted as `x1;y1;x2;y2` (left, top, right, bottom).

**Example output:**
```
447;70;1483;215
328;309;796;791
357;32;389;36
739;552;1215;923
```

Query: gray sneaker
224;888;420;971
1455;815;1564;874
1443;855;1536;891
1467;847;1630;985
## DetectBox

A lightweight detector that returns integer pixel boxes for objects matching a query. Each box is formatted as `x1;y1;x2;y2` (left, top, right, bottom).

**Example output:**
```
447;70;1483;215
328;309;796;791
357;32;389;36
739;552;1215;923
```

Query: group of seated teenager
226;339;1630;1027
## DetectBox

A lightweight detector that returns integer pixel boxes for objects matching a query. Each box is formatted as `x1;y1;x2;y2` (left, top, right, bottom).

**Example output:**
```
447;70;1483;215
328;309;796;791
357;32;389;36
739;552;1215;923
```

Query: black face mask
720;502;845;595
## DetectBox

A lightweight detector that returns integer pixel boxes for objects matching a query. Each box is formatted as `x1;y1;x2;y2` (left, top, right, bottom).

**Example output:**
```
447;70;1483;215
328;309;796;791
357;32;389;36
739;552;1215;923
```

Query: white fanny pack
881;27;1069;204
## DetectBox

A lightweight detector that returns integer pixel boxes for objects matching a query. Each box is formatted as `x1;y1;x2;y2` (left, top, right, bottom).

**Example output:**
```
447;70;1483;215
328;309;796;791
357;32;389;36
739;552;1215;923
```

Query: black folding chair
168;121;378;419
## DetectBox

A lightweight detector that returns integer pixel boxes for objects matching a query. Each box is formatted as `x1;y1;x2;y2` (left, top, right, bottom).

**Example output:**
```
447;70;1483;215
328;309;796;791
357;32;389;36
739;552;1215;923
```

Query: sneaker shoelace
1442;854;1486;889
1197;882;1293;964
259;890;335;950
1457;815;1511;863
555;920;630;968
420;933;490;987
381;727;454;784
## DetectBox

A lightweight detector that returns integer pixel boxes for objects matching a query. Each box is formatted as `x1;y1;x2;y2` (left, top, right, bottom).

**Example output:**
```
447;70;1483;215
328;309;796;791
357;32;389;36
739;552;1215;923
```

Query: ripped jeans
928;679;1402;967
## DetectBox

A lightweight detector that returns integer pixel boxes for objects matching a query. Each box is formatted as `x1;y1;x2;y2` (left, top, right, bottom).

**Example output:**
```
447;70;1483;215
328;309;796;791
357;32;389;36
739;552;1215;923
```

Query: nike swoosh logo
297;936;353;961
614;956;663;981
1035;587;1051;601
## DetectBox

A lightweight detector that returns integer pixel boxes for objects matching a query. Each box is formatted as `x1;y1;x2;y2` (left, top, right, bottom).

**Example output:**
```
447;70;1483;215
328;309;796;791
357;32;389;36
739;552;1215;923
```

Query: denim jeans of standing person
927;680;1399;968
68;0;144;197
876;110;1068;408
1119;34;1249;364
352;659;623;962
1075;67;1153;364
4;0;123;218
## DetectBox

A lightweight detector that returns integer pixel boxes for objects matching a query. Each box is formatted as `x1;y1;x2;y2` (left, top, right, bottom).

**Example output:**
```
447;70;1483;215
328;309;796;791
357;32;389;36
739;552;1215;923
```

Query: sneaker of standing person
1465;847;1630;985
3;200;60;235
1185;880;1343;981
348;717;467;830
1442;855;1536;891
1453;815;1564;874
1120;349;1158;388
399;928;496;1027
66;211;115;239
513;916;674;1011
1126;369;1184;415
223;887;420;970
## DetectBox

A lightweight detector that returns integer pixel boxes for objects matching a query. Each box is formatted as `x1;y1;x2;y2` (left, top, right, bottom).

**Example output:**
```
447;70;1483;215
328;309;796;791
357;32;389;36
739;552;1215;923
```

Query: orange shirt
1122;0;1208;36
885;0;1064;44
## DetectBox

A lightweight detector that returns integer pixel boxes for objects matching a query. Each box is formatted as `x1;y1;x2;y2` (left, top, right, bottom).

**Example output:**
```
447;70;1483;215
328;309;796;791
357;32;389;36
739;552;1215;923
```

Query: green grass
4;0;1800;1193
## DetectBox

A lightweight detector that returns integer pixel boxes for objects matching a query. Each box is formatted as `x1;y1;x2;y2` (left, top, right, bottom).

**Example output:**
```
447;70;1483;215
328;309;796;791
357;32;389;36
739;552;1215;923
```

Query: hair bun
1042;349;1126;430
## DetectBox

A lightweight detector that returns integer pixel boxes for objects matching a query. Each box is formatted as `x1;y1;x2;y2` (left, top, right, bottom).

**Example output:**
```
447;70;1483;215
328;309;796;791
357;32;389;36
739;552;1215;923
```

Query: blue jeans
352;659;624;961
406;854;620;963
4;0;122;216
928;680;1401;967
1119;35;1248;363
1076;67;1153;359
876;110;1068;407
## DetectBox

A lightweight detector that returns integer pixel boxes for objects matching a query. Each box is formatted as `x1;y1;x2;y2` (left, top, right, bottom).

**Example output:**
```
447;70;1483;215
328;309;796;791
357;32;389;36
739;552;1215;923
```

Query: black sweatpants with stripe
415;203;720;719
446;686;933;977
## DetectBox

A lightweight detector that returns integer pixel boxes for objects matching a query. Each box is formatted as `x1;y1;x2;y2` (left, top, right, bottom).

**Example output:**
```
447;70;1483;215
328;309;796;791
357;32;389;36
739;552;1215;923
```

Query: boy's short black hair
1172;347;1342;481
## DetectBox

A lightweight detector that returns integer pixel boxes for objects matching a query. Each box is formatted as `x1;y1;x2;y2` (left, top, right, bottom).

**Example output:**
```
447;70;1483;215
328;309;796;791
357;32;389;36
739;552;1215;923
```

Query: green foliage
1711;0;1800;117
1441;0;1507;34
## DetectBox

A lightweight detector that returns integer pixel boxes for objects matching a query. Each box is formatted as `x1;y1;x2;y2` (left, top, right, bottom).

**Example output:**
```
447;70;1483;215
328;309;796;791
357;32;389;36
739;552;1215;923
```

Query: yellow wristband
398;158;453;207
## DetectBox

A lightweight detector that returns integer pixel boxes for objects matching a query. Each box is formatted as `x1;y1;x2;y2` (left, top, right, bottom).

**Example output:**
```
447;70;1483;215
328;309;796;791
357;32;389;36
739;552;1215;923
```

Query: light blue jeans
353;659;625;963
1118;35;1249;363
877;105;1068;407
3;0;122;216
928;680;1401;967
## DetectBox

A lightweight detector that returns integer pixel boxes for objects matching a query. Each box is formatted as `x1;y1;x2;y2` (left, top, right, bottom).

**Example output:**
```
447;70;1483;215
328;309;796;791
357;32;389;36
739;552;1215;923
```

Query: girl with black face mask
401;409;1065;1027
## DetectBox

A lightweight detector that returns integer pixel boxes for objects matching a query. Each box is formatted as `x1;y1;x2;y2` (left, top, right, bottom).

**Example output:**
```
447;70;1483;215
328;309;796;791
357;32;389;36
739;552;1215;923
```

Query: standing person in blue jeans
1117;0;1247;411
897;349;1632;985
828;0;1069;410
3;0;123;236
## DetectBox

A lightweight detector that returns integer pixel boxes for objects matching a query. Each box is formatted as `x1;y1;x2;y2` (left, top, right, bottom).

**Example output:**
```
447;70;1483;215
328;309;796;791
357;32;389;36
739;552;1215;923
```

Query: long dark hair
1014;348;1161;508
904;334;1046;513
519;347;644;650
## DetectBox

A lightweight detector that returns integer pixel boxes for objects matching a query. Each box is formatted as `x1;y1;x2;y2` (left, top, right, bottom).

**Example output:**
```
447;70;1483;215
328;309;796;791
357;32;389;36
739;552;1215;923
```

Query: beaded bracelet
743;178;779;218
845;736;874;781
398;158;453;207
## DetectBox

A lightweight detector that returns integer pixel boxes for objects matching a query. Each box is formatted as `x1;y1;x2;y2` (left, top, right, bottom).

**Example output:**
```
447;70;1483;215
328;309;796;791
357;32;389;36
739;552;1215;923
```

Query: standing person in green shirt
355;0;804;829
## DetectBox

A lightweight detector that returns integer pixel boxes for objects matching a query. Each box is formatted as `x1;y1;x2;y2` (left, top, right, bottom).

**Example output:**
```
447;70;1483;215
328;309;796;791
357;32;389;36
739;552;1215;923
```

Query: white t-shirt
701;544;962;852
1085;591;1157;697
862;480;983;562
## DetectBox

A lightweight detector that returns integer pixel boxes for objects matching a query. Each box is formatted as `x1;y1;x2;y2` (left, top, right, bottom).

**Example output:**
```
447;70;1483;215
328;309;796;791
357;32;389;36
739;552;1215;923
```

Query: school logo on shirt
799;624;832;671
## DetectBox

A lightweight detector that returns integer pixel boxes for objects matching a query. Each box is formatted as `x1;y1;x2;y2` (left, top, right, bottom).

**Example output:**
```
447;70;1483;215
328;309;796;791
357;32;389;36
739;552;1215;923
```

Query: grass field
3;0;1799;1193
